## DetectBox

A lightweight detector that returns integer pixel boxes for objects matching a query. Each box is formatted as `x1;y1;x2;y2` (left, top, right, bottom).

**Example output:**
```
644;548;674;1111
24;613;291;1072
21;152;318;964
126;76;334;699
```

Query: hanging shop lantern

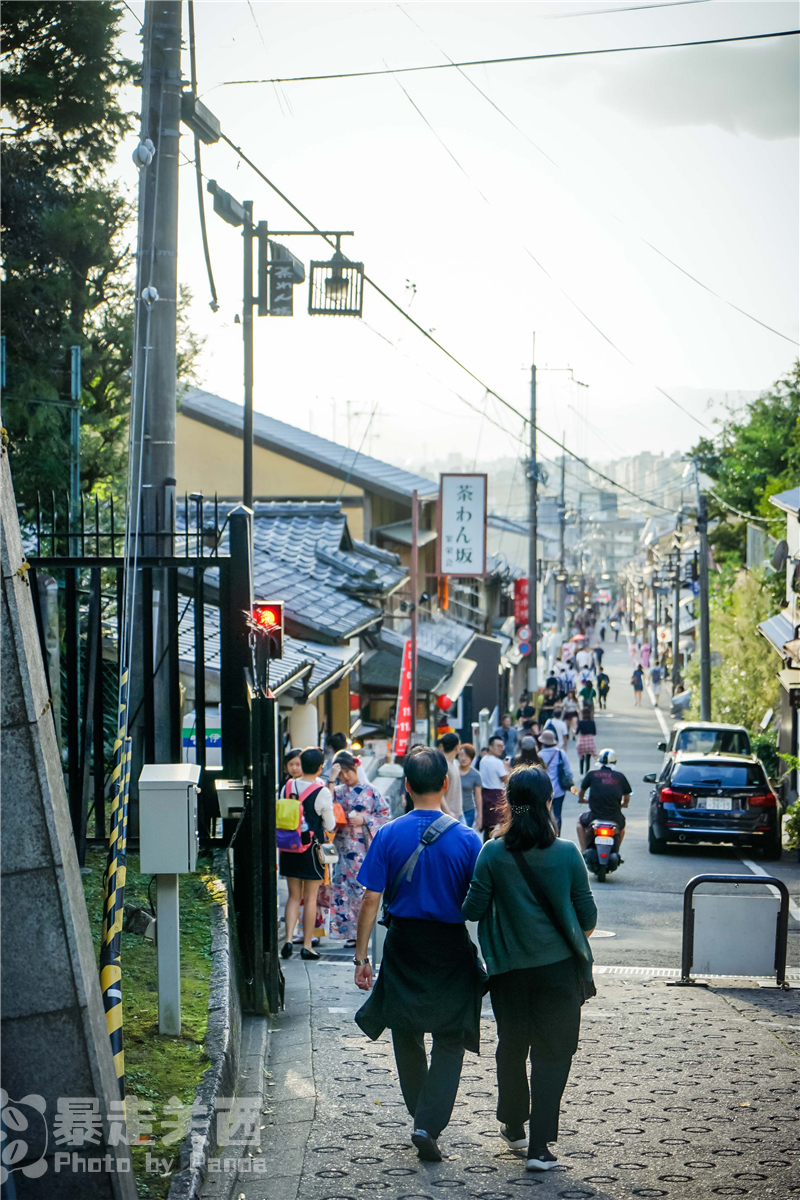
308;246;364;316
437;693;453;712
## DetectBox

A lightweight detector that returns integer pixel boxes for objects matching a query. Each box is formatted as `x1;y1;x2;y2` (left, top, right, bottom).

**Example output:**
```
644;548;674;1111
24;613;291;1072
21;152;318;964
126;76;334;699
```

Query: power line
187;1;219;312
218;28;799;86
550;0;713;16
705;485;773;524
216;131;674;513
396;6;799;350
383;63;711;431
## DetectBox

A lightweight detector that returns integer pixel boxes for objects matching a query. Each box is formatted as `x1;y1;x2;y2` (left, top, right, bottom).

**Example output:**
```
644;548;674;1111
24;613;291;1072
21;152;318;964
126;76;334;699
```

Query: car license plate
696;797;732;811
596;835;614;843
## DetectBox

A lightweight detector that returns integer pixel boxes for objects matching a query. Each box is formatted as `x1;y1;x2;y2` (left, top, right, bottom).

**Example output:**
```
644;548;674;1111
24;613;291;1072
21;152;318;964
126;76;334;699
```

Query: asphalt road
558;634;800;970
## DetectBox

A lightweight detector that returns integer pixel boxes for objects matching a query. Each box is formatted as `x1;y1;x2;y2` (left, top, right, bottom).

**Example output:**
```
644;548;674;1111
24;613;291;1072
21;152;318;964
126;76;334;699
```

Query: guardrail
669;873;791;989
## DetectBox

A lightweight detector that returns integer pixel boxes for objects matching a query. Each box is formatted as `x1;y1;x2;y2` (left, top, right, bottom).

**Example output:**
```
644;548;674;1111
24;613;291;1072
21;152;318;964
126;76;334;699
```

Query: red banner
392;639;413;760
514;578;529;627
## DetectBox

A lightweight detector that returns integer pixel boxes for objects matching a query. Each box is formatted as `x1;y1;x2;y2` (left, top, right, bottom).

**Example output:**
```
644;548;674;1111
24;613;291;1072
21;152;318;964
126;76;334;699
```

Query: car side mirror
643;773;657;783
657;742;666;752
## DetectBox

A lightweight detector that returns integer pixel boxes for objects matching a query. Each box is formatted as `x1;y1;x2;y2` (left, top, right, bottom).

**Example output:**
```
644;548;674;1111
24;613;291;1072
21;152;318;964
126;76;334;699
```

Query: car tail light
749;793;776;808
660;787;691;806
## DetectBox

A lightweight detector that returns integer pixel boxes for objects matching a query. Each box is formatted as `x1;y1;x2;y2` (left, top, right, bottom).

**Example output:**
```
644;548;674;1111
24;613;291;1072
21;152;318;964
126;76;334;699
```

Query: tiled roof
180;388;438;502
381;613;474;666
178;604;358;696
177;500;404;642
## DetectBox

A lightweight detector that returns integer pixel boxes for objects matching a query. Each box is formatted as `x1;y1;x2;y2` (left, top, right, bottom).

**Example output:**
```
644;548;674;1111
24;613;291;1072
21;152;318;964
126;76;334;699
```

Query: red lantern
437;694;453;712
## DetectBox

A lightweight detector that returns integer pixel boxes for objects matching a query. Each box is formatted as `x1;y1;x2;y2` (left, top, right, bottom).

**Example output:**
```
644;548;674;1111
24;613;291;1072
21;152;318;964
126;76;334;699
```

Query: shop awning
436;657;477;702
758;613;795;660
374;520;438;548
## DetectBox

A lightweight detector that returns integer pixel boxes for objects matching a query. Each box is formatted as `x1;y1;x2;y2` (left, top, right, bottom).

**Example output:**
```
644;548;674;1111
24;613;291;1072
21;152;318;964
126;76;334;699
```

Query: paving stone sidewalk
206;960;800;1200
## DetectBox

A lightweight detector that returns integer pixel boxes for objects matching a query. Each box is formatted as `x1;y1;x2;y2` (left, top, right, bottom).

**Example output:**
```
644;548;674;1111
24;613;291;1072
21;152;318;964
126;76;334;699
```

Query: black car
645;752;782;859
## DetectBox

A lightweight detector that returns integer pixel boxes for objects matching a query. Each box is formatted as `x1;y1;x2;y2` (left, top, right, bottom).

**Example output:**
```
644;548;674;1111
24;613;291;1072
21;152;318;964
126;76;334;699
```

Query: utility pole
242;203;255;508
672;512;683;690
410;490;419;744
693;460;712;720
528;341;538;696
556;438;566;636
129;0;182;768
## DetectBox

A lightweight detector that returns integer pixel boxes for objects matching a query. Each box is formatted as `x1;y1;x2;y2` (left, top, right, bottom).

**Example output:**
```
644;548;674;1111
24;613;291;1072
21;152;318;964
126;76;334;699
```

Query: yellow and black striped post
100;669;132;1099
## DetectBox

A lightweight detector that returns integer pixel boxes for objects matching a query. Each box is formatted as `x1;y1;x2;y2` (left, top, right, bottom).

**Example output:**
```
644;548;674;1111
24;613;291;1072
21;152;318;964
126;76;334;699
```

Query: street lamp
206;182;363;507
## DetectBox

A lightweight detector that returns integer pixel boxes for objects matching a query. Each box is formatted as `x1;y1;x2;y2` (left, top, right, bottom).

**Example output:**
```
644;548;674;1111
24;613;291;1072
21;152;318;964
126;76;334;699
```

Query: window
674;728;751;755
672;763;766;788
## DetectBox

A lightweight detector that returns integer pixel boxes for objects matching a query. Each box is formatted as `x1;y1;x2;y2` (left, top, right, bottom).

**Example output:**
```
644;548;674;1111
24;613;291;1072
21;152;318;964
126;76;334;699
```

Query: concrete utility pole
672;511;683;690
129;0;182;767
693;460;712;720
242;204;255;508
528;341;538;695
556;439;566;635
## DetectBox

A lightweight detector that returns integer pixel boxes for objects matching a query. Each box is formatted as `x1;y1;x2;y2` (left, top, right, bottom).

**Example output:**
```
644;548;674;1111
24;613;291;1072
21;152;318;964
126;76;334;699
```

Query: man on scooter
576;749;631;852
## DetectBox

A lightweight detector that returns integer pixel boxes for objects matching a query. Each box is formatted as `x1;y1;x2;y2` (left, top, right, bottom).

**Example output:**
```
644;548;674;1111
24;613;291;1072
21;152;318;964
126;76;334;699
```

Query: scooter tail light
595;827;615;837
660;787;691;806
749;792;777;808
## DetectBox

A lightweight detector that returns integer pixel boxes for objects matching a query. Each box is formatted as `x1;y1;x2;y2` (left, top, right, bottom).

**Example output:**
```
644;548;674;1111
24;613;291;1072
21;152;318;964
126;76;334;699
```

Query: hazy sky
115;1;799;480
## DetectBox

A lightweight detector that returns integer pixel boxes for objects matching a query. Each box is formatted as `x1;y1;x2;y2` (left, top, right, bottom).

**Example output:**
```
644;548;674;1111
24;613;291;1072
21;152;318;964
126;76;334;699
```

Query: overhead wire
214;132;673;512
550;0;713;16
187;1;219;312
217;28;799;86
398;5;796;350
381;49;711;431
705;486;773;524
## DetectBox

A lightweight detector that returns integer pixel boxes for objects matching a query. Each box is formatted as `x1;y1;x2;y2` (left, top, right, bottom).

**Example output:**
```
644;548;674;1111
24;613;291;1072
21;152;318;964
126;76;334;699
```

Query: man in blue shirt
353;746;485;1163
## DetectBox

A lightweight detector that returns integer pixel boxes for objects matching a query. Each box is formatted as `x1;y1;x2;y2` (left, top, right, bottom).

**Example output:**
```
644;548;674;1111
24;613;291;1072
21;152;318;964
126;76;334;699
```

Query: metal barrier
669;873;791;989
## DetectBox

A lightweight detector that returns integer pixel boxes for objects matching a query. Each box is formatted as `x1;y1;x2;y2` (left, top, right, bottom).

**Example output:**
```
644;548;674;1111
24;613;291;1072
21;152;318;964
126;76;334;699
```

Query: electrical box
139;763;201;875
214;778;245;819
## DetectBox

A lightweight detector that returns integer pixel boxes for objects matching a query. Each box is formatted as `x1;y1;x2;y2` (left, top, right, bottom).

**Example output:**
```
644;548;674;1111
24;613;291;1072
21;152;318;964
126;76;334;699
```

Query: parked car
645;752;782;858
657;721;751;767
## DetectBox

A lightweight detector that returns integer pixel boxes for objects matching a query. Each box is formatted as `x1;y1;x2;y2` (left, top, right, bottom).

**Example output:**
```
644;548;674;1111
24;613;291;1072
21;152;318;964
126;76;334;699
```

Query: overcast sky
115;1;799;482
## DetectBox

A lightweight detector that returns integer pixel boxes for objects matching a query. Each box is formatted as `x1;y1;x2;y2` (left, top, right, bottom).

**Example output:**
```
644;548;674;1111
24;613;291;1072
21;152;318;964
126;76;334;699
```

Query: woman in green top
462;767;596;1173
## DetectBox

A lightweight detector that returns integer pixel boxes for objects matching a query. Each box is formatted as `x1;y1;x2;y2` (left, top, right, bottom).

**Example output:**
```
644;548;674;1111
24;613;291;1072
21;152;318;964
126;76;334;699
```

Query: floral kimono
317;781;390;941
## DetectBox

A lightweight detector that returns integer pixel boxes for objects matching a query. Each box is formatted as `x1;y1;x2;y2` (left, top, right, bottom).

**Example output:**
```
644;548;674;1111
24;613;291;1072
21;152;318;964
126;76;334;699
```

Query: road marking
589;929;617;938
646;684;670;737
740;855;800;922
623;629;669;736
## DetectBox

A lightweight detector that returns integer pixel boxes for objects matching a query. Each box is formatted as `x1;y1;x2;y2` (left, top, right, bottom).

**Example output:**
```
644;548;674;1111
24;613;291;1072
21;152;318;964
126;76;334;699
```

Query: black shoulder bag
379;814;459;926
511;850;597;1003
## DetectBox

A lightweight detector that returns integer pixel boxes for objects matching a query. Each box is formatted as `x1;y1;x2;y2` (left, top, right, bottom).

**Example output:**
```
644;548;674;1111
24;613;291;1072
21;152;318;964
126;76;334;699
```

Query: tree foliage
684;569;779;734
1;2;138;508
692;361;800;567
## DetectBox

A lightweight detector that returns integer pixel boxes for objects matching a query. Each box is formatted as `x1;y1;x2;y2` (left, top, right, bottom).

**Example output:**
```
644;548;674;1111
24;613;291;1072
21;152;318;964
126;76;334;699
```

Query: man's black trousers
489;957;582;1151
391;1029;465;1139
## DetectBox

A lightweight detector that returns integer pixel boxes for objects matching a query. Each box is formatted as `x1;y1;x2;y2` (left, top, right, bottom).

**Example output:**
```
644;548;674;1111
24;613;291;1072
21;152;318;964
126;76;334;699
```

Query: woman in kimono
319;750;390;947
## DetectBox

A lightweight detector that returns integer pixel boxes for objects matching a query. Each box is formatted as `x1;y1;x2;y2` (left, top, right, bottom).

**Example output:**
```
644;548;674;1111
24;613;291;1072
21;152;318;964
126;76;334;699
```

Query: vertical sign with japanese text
269;261;294;315
437;474;487;576
514;578;529;627
392;639;413;759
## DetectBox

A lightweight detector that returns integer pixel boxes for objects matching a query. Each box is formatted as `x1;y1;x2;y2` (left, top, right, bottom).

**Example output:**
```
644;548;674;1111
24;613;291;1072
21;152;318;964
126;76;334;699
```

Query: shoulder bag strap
511;850;571;945
383;814;459;916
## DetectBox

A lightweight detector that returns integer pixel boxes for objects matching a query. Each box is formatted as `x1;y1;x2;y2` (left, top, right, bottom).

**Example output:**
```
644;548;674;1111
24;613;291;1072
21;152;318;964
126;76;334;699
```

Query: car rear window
673;729;750;755
672;763;766;788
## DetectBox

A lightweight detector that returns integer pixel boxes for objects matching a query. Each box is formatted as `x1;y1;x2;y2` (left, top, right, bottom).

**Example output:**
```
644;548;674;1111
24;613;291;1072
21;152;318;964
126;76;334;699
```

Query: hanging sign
392;639;413;760
437;474;487;577
514;579;529;627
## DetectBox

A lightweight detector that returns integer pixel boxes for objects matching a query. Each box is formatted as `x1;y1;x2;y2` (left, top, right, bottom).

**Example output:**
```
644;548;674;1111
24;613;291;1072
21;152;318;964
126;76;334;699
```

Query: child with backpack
277;746;336;960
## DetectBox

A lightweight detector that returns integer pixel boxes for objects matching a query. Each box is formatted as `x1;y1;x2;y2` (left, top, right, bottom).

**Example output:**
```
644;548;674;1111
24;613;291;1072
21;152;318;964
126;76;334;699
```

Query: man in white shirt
479;737;510;841
438;733;464;822
544;707;569;751
576;648;591;671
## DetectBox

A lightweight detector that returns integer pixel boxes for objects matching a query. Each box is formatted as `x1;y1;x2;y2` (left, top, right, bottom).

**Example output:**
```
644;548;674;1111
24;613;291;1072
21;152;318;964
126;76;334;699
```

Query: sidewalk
204;958;800;1200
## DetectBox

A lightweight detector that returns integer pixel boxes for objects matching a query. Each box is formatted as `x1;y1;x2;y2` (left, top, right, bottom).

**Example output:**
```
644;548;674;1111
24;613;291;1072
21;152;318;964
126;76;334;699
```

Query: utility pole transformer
130;0;182;768
528;348;538;696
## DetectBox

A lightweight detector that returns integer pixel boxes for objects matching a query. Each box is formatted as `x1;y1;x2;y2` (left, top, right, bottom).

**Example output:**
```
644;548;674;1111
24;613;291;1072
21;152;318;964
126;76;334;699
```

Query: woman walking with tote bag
462;766;597;1172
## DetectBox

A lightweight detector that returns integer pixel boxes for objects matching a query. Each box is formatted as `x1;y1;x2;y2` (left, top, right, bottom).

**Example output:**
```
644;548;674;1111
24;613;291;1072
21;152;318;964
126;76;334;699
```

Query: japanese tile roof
177;500;405;641
180;388;438;502
178;604;357;696
381;613;474;667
